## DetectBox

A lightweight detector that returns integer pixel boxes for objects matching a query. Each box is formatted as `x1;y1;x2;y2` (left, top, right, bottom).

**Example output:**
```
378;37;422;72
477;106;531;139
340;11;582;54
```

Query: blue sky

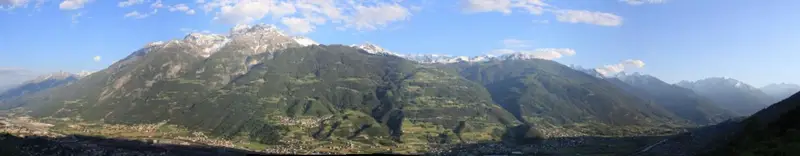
1;0;799;87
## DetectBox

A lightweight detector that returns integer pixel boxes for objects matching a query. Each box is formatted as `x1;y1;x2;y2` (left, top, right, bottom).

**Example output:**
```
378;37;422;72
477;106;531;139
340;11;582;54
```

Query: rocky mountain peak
183;33;230;57
25;72;79;84
352;42;395;55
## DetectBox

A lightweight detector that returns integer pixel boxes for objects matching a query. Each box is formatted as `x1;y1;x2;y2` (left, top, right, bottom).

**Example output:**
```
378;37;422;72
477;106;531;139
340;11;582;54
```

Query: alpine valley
1;24;798;155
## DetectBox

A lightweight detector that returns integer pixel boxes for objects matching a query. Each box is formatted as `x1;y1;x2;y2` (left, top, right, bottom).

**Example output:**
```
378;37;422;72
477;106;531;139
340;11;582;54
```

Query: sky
1;0;799;87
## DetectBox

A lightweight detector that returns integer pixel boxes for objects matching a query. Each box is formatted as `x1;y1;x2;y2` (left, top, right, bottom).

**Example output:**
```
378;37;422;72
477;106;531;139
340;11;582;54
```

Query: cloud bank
595;59;646;76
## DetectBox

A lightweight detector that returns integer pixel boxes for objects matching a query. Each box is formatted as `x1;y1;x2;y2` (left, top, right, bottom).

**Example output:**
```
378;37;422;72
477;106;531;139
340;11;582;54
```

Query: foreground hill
607;73;736;125
702;91;800;155
677;78;773;115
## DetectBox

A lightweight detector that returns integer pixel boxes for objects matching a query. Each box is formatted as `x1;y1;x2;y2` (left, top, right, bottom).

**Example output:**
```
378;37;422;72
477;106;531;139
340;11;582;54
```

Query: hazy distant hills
0;72;85;103
607;72;737;125
760;83;800;103
676;78;773;116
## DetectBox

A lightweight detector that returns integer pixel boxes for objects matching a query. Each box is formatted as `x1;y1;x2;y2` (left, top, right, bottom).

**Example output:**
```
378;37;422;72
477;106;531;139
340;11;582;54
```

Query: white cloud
150;0;162;8
620;0;666;5
203;0;414;33
502;39;530;49
93;56;101;62
124;9;156;19
523;48;576;60
461;0;546;15
489;48;576;60
59;0;91;10
554;10;623;26
460;0;622;26
280;16;325;34
169;3;195;15
489;39;574;60
595;59;646;76
118;0;144;7
462;0;512;14
0;0;30;10
214;0;271;24
345;3;411;31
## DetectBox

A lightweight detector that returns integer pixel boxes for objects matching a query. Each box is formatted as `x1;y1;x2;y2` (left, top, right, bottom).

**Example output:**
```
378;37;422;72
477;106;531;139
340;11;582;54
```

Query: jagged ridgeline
3;25;519;145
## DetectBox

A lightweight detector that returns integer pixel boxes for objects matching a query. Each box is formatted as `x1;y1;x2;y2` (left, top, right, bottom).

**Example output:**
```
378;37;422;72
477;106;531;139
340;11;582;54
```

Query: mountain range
607;72;737;125
0;24;796;154
760;83;800;103
677;78;774;115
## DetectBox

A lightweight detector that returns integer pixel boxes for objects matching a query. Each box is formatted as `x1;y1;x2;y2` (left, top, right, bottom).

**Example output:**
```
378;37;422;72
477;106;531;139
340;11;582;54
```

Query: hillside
607;73;736;125
444;59;683;136
0;25;695;154
702;91;800;155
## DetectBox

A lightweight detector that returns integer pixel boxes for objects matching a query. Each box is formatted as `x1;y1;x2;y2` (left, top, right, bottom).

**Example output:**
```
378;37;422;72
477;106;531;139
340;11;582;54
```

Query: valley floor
0;115;684;155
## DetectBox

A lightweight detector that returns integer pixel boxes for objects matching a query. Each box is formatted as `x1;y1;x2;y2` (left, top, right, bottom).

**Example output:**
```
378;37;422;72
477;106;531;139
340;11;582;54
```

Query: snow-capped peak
77;70;94;77
25;71;78;84
402;54;499;64
292;36;318;46
145;41;165;48
352;43;400;56
230;24;285;37
183;33;230;57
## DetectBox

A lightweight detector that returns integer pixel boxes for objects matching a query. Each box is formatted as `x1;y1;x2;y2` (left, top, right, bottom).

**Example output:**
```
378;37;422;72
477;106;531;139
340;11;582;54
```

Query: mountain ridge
608;72;737;125
676;77;773;115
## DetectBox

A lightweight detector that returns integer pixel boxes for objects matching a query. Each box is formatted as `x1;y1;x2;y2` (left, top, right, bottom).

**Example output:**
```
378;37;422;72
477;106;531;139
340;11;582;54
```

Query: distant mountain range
760;83;800;103
677;78;773;115
0;71;89;103
607;72;737;125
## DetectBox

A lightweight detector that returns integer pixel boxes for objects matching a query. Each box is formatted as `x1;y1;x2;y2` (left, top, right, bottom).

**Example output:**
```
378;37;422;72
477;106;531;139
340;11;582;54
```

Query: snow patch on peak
145;41;165;48
230;24;285;37
352;43;400;56
183;33;230;57
292;36;318;46
26;72;78;84
403;54;498;64
77;70;94;77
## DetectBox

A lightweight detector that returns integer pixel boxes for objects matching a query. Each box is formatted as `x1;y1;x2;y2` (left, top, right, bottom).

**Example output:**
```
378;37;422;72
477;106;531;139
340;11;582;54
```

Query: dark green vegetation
1;44;519;147
704;92;800;155
444;60;683;136
608;73;737;125
0;133;268;156
0;38;718;154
